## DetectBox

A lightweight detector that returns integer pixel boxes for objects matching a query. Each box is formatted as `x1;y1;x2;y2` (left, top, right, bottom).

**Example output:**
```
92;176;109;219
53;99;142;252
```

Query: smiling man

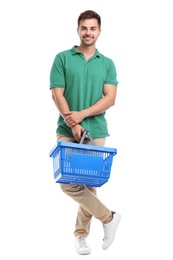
49;10;121;255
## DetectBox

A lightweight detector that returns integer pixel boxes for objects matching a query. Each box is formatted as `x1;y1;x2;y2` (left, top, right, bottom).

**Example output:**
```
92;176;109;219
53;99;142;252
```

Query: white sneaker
75;236;91;255
102;212;121;250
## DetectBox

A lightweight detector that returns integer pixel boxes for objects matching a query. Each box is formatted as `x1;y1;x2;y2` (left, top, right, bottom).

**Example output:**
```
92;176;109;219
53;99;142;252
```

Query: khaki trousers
56;133;112;237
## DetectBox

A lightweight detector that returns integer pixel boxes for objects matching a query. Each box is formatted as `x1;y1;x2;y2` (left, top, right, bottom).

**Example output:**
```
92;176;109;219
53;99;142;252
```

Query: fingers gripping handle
80;130;95;145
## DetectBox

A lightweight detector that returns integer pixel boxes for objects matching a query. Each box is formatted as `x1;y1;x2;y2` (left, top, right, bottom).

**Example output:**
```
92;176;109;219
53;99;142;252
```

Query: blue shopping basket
49;130;117;187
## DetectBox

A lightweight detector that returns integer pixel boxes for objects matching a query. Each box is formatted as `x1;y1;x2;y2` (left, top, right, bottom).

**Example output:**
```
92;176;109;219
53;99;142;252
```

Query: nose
85;29;92;35
85;32;92;37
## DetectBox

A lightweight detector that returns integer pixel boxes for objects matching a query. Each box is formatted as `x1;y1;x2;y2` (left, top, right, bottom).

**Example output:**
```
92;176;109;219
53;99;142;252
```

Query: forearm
64;95;115;127
64;85;117;127
82;95;115;118
83;84;117;118
51;90;70;118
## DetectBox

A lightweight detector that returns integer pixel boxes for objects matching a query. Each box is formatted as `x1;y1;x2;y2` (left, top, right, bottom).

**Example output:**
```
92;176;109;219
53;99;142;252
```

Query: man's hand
64;111;85;127
71;124;84;143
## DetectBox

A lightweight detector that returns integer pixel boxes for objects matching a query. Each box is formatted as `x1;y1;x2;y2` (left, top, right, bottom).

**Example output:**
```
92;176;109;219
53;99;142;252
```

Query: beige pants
56;133;112;237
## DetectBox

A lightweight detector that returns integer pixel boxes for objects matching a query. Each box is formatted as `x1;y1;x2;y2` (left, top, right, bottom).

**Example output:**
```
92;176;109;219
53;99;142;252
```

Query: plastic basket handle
80;130;95;145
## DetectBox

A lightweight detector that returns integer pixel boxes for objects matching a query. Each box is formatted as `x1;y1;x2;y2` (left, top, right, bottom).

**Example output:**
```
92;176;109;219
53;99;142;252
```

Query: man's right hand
71;124;85;143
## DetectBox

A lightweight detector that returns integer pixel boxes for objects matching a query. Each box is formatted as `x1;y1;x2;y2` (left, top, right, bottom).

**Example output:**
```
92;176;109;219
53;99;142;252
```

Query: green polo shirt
50;45;118;138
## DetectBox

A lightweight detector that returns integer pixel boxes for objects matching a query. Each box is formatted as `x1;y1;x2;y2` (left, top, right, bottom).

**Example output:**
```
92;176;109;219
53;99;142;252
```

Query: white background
0;0;173;259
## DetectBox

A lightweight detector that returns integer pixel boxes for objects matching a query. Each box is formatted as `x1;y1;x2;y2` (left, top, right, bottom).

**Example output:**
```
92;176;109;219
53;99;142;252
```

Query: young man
49;10;121;255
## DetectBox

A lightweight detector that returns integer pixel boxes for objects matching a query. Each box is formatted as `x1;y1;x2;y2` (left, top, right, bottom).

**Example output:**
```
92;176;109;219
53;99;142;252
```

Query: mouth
83;37;92;40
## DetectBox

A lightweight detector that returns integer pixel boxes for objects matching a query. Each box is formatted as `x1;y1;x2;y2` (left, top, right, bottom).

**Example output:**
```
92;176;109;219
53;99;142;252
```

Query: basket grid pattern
49;140;117;187
63;148;111;177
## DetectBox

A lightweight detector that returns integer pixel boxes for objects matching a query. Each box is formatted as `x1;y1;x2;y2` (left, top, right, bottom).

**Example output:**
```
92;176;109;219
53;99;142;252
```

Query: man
49;10;121;255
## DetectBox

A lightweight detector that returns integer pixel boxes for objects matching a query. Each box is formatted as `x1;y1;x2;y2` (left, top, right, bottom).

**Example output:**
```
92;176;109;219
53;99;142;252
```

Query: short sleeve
105;59;119;87
49;54;65;89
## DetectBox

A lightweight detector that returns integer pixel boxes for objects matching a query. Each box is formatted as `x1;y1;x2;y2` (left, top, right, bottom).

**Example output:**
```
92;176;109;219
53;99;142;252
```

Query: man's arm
83;83;117;116
51;87;84;142
51;87;70;118
64;84;117;127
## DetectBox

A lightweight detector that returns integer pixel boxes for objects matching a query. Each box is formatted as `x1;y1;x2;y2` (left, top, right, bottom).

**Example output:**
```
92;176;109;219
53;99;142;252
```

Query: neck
77;44;96;59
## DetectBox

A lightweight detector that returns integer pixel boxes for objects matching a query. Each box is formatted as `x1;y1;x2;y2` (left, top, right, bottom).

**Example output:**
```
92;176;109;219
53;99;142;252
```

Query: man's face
77;18;101;47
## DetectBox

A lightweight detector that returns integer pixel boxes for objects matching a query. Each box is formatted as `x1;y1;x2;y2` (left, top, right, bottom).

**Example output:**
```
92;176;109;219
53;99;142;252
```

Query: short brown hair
78;10;101;28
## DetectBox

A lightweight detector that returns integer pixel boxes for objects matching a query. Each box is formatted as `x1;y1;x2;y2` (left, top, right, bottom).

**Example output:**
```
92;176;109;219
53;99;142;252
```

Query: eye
91;27;97;31
80;27;87;31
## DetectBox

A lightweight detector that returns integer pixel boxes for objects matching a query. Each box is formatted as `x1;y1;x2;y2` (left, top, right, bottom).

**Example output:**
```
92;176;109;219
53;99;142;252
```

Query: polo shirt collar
71;45;100;58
